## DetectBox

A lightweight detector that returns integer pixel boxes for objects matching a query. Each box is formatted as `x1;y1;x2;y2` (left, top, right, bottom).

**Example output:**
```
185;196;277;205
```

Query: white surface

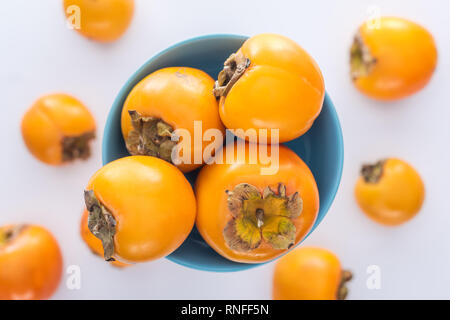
1;0;449;300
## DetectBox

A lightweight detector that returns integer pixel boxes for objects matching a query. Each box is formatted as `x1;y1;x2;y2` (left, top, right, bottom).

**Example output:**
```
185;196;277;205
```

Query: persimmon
84;156;196;263
64;0;134;42
21;93;96;166
195;143;319;263
121;67;225;173
351;16;437;100
80;209;129;268
273;247;352;300
214;33;325;143
355;158;425;226
0;224;63;300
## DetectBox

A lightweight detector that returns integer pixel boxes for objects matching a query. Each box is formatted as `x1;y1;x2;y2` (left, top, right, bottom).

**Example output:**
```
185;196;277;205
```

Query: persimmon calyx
337;270;353;300
62;131;95;162
350;33;377;80
213;52;251;99
84;190;117;262
223;183;302;252
0;224;26;248
361;159;386;183
125;110;177;163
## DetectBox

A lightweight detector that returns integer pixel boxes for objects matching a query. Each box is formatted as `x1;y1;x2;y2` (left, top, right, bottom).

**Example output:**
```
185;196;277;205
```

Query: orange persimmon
0;224;63;300
121;67;225;172
351;16;437;100
195;143;319;263
273;247;352;300
214;33;325;143
84;156;196;263
80;209;129;268
21;93;96;166
355;158;425;226
64;0;135;42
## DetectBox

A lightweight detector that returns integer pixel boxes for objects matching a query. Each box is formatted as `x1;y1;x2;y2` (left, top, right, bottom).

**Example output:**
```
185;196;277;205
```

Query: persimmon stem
84;190;117;262
256;209;264;227
62;131;95;162
125;110;176;162
337;270;353;300
213;52;250;99
224;183;302;252
0;225;26;248
350;33;377;80
361;160;386;183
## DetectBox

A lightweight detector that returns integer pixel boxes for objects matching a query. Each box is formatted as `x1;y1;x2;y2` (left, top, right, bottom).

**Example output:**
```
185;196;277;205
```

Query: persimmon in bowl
103;34;343;272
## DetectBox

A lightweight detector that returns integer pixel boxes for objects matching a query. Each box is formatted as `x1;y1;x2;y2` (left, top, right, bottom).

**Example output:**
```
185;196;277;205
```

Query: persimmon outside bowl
103;34;344;272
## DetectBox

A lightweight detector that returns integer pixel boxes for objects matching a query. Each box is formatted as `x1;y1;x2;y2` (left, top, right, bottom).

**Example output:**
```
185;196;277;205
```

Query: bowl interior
103;34;344;272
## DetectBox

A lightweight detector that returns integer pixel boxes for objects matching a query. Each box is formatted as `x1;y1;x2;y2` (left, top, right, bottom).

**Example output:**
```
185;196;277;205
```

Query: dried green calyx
62;131;95;162
350;33;377;80
84;190;116;262
0;225;27;248
213;52;251;99
337;270;353;300
223;183;303;252
125;110;177;163
361;160;386;183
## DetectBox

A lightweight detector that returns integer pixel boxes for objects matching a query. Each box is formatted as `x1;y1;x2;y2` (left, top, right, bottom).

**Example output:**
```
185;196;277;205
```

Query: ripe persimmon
64;0;135;42
0;224;63;300
84;156;196;263
121;67;225;173
80;209;129;268
195;143;319;263
21;93;96;166
273;247;352;300
214;33;325;143
355;158;425;226
351;17;437;100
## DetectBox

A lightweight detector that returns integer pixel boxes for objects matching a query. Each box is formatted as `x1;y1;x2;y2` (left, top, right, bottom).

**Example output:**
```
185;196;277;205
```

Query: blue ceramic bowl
103;34;344;272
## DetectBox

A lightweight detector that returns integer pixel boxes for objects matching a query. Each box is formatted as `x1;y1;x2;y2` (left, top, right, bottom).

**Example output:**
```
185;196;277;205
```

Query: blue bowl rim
103;33;344;272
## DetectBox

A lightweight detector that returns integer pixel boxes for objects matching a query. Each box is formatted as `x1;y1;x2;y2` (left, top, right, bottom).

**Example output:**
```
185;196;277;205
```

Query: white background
1;0;449;299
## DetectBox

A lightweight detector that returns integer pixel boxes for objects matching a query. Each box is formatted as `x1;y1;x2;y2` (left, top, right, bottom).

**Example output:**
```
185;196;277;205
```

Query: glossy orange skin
354;17;437;100
273;247;342;300
21;93;96;165
355;158;425;226
0;225;63;300
86;156;196;263
122;67;225;172
219;33;325;143
64;0;134;42
195;144;319;263
80;210;129;267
